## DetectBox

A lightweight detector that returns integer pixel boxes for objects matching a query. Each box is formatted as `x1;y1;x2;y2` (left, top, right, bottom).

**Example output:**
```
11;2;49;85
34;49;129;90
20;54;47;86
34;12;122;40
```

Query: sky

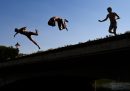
0;0;130;54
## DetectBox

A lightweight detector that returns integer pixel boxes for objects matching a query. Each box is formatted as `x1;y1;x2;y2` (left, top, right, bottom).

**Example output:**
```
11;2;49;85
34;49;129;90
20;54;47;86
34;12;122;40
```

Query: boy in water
14;27;40;49
98;7;120;36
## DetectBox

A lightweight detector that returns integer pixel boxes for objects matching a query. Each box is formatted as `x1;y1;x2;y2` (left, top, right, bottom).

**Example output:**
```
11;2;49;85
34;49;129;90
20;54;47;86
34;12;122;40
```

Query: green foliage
0;45;19;62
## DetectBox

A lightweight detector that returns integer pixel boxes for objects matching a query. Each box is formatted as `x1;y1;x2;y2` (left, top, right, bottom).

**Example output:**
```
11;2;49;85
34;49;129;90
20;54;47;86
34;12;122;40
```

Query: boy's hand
116;17;120;20
98;20;102;22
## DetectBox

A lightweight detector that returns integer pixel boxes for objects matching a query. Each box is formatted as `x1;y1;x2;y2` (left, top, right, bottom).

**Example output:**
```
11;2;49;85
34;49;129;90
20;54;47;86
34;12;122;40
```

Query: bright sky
0;0;130;54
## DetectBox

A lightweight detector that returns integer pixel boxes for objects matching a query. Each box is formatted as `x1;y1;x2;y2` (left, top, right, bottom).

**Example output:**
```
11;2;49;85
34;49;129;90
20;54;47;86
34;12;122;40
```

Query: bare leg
65;27;68;31
57;21;62;30
109;22;117;36
113;26;117;36
29;30;38;36
35;29;38;35
108;26;113;34
27;36;40;49
63;20;68;31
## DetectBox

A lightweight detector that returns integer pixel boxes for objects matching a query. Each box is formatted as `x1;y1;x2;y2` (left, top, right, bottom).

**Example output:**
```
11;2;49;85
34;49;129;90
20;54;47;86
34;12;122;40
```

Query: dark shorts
109;22;117;29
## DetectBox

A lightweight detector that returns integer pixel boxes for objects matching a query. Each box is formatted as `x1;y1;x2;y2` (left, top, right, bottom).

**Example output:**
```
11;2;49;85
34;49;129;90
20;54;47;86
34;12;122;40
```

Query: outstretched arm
98;15;108;22
14;32;19;37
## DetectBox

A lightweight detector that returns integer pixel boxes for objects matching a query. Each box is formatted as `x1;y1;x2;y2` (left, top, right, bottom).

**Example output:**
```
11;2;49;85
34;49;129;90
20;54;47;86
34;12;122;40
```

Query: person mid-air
48;16;69;31
14;27;40;49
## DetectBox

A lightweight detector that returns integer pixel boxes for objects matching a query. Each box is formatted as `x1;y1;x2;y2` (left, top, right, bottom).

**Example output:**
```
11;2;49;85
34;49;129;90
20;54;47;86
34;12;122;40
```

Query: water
93;81;130;91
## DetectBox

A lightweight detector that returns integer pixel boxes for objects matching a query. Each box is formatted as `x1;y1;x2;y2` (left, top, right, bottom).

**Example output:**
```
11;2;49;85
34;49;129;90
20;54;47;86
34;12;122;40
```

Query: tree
0;45;19;62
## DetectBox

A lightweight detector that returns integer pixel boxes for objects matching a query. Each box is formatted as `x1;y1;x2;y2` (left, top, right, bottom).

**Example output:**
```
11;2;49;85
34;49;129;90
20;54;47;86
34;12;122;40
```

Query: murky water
93;81;130;91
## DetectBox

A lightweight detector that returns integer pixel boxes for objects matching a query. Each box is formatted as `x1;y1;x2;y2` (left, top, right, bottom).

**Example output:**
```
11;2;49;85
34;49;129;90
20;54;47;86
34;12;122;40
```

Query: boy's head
107;7;112;12
15;28;19;32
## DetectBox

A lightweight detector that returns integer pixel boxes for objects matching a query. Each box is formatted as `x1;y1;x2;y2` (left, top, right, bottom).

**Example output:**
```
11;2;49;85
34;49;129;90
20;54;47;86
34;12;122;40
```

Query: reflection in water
102;82;130;90
93;79;130;91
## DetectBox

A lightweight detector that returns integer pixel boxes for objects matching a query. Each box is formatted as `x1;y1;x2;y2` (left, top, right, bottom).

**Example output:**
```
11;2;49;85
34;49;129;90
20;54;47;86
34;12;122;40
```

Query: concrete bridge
0;33;130;90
